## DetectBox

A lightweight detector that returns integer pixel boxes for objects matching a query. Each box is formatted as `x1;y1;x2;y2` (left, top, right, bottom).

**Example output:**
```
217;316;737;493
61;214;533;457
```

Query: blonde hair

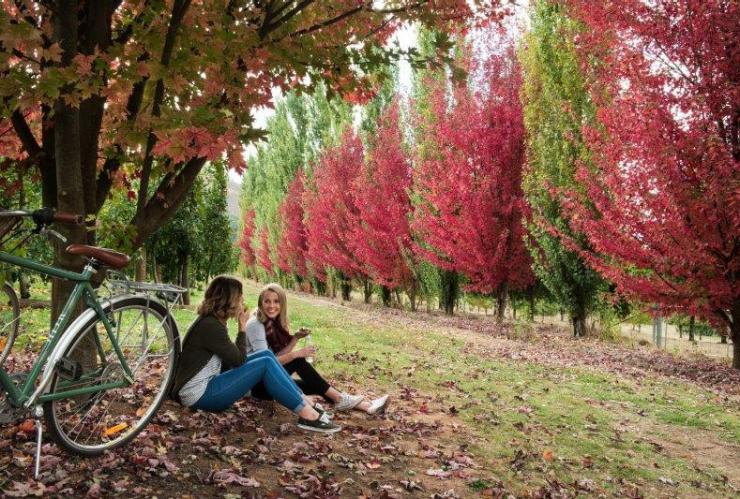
255;282;289;331
198;275;243;321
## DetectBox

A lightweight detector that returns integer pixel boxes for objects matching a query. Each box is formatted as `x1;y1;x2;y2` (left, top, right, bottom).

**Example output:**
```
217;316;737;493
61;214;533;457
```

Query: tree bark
363;280;372;304
340;277;351;302
135;246;147;282
495;282;508;322
439;269;458;315
180;253;190;306
51;0;88;325
688;315;696;342
381;286;391;307
572;303;587;338
731;300;739;369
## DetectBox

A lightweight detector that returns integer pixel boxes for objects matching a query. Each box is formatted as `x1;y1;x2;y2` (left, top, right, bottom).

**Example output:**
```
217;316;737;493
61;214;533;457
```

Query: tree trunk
51;0;88;325
439;269;458;315
407;286;417;312
381;286;391;307
572;313;586;338
180;253;190;306
731;300;739;369
18;273;31;300
135;246;147;282
495;282;508;322
528;287;535;321
363;280;372;304
688;315;696;342
340;274;351;301
315;279;326;296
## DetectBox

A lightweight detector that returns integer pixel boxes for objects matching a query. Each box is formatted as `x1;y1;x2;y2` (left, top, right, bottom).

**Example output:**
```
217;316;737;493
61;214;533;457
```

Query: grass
239;281;740;497
4;278;738;497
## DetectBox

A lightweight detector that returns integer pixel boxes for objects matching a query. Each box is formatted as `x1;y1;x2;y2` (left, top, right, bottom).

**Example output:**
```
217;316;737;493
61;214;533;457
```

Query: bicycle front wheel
0;282;20;366
44;296;179;455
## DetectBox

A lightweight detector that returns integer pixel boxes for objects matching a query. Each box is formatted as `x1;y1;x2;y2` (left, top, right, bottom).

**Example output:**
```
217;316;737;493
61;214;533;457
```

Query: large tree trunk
495;282;508;322
572;313;586;338
51;0;88;325
688;315;696;342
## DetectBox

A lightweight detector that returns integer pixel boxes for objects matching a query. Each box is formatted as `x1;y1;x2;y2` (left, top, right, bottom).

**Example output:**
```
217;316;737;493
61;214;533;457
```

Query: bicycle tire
0;282;20;366
43;296;179;455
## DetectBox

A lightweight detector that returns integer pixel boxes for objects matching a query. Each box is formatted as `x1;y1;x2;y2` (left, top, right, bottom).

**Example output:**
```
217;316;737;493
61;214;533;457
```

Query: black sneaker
314;403;334;419
297;412;341;434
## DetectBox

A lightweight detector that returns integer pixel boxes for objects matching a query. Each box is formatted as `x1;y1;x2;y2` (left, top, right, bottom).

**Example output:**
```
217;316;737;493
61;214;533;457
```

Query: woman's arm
274;337;300;364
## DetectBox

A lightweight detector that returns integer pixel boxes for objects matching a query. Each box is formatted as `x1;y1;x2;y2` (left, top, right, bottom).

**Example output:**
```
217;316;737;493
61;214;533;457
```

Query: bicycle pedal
56;357;83;380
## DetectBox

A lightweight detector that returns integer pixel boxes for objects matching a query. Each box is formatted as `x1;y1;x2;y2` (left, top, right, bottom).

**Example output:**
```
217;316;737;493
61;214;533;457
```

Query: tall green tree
195;162;235;282
520;0;606;337
240;84;351;285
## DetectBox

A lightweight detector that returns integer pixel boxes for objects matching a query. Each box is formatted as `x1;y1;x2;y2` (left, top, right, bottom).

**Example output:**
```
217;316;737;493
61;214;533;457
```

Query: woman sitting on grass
171;276;340;433
246;282;389;415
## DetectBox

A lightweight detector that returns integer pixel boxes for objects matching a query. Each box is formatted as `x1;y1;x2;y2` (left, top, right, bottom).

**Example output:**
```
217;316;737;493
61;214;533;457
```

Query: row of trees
0;0;504;320
240;0;739;368
241;34;535;320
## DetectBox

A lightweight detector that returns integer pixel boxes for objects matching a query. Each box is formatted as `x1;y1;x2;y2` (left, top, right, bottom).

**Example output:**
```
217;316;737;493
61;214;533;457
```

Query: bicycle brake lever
44;228;68;244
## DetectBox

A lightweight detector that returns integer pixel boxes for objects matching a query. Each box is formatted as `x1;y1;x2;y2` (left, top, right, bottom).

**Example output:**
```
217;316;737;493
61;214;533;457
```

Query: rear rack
105;272;188;317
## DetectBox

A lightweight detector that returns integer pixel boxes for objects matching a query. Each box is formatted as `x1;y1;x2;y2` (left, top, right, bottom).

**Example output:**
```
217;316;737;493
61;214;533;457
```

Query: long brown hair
255;283;291;351
198;275;243;321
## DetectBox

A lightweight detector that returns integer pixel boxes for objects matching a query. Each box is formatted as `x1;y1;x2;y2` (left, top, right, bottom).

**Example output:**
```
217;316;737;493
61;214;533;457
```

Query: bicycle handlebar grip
53;212;84;225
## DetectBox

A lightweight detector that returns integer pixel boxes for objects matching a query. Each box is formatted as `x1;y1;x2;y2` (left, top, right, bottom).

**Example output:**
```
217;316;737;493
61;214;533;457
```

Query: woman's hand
294;327;311;339
294;346;316;359
237;304;249;332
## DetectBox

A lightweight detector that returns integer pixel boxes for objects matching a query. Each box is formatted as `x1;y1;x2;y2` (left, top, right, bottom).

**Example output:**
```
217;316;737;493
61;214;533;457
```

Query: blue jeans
191;350;305;413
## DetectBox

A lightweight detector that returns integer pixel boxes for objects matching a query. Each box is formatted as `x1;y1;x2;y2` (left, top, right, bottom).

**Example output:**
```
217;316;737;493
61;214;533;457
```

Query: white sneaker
335;393;364;411
366;394;390;415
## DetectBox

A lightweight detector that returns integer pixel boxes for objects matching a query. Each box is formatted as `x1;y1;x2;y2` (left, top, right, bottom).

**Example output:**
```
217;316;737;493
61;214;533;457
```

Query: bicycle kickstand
33;405;43;479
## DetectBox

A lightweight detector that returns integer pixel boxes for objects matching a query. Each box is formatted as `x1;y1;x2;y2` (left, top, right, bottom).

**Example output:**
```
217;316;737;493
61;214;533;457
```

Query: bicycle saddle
65;244;131;269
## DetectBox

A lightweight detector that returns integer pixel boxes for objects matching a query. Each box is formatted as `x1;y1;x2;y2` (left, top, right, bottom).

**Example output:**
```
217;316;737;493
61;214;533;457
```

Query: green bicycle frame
0;250;133;408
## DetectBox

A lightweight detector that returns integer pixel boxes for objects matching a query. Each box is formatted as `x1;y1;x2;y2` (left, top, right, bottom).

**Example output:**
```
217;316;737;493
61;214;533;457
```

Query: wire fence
619;321;733;360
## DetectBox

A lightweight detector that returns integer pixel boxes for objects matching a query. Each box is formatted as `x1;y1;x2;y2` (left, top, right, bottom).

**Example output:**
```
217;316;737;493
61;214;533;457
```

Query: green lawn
6;278;738;497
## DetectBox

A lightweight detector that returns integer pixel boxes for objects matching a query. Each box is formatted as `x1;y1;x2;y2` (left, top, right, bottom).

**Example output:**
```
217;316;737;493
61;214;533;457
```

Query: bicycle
0;208;182;478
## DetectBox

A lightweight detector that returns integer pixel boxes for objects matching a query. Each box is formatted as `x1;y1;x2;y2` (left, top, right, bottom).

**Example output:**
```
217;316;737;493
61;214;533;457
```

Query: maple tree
238;208;257;273
0;0;501;316
303;128;366;298
520;0;607;337
276;170;309;281
352;102;418;306
255;225;274;276
412;42;534;319
559;0;740;366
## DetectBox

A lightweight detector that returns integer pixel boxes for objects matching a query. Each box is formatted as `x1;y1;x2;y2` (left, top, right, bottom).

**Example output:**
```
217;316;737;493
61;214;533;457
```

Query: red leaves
412;42;534;294
304;129;366;280
352;102;416;290
557;0;740;336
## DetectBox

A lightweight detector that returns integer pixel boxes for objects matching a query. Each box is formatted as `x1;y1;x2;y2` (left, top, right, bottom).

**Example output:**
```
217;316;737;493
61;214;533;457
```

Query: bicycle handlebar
0;208;84;226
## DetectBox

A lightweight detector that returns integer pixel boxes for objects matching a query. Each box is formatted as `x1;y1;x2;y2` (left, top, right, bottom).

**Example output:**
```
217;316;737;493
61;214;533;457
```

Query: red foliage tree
412;46;534;316
352;103;416;295
560;0;740;366
303;129;366;290
277;171;309;280
239;208;257;268
255;226;274;275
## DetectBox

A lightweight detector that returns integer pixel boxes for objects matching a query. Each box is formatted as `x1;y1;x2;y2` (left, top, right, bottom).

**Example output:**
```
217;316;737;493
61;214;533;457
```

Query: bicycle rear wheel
44;296;179;455
0;282;20;366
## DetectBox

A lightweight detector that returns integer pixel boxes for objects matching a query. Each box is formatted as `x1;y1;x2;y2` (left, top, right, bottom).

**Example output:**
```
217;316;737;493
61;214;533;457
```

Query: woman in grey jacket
245;282;389;415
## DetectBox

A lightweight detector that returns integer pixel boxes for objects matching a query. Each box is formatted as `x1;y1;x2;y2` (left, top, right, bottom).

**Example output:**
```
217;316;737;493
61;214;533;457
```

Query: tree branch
10;109;41;156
